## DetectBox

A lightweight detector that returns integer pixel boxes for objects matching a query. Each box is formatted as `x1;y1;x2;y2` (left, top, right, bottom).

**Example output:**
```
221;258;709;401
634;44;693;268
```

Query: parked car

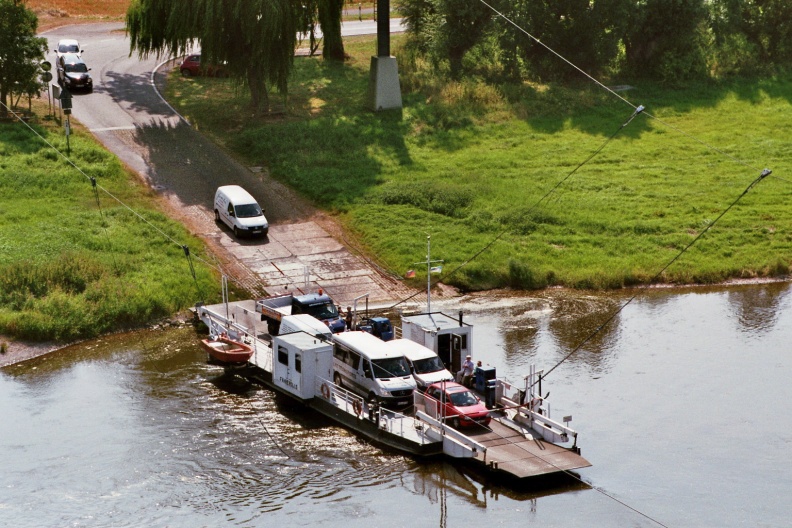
424;381;491;429
179;54;226;77
54;39;83;59
57;53;92;92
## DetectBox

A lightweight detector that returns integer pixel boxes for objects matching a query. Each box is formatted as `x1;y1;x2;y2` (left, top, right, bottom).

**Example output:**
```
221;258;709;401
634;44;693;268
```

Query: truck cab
258;291;345;335
291;293;346;333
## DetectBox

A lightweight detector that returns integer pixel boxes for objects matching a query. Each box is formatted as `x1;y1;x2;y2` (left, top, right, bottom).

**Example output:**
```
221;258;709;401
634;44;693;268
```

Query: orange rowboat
200;336;253;364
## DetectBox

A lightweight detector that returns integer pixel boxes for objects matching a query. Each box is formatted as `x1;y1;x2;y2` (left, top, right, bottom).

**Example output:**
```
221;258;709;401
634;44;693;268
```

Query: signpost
40;61;53;117
59;88;72;156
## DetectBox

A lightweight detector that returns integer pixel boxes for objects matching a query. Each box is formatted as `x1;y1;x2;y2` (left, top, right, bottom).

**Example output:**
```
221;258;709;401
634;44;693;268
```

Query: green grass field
166;35;792;291
0;111;218;341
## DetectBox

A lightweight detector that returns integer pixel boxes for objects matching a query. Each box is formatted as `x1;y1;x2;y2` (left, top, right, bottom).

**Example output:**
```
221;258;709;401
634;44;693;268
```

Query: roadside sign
60;88;72;115
40;60;52;72
53;84;61;99
41;71;53;83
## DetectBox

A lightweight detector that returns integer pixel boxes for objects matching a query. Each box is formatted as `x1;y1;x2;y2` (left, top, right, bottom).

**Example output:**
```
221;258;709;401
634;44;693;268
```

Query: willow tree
127;0;297;112
0;0;47;118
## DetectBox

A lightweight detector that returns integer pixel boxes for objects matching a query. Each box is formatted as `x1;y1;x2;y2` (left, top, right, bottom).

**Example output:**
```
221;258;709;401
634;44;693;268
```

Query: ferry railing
497;378;579;447
314;377;425;443
315;376;365;418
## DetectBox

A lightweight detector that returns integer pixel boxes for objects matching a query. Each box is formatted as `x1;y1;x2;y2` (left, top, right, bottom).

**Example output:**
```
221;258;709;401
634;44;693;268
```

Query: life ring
353;399;363;415
320;383;330;400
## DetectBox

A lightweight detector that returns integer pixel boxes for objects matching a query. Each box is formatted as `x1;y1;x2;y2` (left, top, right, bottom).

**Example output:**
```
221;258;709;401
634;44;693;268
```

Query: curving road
42;21;413;306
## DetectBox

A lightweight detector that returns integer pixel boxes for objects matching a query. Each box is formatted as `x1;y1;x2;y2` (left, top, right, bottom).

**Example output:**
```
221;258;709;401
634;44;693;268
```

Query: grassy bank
166;35;792;291
0;108;218;341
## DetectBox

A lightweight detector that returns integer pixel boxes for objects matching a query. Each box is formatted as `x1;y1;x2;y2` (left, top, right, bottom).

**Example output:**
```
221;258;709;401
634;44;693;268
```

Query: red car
179;54;226;77
424;381;491;429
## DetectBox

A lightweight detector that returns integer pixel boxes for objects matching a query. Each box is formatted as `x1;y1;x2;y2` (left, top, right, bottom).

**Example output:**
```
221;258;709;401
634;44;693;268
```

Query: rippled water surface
2;283;791;527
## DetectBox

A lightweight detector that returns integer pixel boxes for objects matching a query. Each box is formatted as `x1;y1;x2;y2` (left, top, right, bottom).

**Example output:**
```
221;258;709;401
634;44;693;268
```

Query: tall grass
165;35;792;292
0;111;218;341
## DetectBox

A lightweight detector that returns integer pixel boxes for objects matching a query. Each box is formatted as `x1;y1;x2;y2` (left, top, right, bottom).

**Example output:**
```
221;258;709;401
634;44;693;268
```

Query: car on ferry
332;331;416;410
424;381;491;429
386;339;453;391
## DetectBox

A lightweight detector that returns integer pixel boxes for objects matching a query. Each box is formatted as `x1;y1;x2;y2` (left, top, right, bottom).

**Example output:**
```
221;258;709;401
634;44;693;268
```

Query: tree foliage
401;0;792;85
622;0;709;81
0;0;47;118
127;0;299;112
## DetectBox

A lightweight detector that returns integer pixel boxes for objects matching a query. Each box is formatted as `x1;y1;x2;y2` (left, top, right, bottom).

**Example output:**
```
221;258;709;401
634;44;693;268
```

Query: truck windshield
306;302;339;320
412;356;445;374
234;203;263;218
372;357;411;379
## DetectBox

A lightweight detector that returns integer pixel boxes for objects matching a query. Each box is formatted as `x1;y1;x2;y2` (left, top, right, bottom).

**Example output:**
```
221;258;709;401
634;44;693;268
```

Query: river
1;283;790;527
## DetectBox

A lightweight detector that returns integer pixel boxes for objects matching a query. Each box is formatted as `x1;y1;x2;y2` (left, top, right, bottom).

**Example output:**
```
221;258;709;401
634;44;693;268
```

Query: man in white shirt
459;355;475;387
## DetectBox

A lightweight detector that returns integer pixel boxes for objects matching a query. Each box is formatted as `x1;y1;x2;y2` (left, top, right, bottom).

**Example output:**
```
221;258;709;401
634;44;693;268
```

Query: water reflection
2;282;791;527
726;282;791;334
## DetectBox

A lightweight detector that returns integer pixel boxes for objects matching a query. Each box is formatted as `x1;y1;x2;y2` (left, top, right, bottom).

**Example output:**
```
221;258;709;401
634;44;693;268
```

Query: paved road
42;22;413;306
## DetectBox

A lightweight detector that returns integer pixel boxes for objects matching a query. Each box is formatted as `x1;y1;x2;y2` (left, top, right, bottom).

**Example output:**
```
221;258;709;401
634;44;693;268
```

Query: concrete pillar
368;56;402;111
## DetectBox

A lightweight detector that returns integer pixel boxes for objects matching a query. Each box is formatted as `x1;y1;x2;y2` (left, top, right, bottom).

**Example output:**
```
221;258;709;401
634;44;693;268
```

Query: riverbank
166;35;792;292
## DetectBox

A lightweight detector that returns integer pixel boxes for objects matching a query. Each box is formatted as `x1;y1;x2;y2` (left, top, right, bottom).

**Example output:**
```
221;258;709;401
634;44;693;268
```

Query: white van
387;339;454;391
332;331;417;409
278;314;333;340
214;185;269;238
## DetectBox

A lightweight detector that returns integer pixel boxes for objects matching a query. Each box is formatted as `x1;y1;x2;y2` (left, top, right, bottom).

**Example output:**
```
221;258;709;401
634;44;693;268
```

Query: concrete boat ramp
195;299;590;483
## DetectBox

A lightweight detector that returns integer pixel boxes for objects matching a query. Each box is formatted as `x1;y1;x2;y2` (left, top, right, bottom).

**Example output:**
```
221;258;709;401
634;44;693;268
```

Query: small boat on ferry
200;335;253;364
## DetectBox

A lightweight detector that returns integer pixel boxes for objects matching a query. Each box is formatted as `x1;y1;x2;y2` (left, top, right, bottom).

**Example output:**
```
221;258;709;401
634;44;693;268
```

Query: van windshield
372;357;411;379
234;203;263;218
412;356;445;374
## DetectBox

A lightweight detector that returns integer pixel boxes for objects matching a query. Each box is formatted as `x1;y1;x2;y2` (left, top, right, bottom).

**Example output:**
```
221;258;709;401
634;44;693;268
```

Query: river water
2;283;790;527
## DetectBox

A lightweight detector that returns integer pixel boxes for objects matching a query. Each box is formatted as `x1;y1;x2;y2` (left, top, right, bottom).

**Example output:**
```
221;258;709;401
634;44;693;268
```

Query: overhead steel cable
541;167;772;383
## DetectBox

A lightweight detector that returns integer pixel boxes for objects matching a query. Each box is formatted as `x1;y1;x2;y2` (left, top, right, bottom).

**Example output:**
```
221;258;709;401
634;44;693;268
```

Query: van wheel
367;393;379;406
333;373;343;388
214;209;220;222
233;226;239;238
450;417;460;429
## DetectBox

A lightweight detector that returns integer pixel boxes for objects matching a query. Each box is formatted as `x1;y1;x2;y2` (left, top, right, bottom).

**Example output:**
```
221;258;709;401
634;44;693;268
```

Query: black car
57;53;92;92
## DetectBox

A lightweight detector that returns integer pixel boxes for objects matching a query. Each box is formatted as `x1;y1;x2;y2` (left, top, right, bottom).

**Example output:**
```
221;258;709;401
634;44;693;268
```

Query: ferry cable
386;105;645;311
541;167;772;384
89;175;123;274
389;3;783;313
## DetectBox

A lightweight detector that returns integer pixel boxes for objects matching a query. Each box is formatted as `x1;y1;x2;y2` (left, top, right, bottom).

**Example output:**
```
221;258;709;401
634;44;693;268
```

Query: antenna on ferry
415;235;444;313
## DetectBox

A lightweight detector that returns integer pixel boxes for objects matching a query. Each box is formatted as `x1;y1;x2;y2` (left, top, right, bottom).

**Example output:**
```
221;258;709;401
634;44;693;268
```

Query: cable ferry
195;295;590;483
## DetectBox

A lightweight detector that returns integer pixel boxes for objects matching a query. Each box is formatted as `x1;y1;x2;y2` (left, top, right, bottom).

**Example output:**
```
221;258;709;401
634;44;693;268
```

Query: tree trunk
318;0;346;61
0;89;8;118
247;68;269;115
